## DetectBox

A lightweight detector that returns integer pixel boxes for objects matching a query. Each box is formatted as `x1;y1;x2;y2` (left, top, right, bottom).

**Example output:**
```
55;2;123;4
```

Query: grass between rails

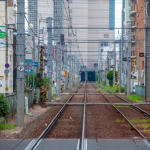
97;83;143;103
0;123;16;130
116;118;150;131
97;83;118;92
127;95;143;103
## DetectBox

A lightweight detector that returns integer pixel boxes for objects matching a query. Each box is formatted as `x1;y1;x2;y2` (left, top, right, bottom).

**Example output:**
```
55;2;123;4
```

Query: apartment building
0;1;14;94
130;0;144;74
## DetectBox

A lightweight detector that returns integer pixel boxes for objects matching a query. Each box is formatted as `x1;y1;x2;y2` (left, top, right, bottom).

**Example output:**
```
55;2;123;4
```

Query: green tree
0;94;9;118
106;70;117;87
25;73;51;89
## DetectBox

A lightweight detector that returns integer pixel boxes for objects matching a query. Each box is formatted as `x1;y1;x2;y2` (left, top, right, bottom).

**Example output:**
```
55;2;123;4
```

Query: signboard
25;69;33;74
32;62;38;67
5;63;9;68
18;66;24;71
0;26;6;47
0;26;6;39
0;79;2;87
0;39;5;47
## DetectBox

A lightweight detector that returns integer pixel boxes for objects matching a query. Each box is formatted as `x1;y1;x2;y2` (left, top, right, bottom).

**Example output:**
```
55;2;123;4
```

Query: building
63;0;115;69
28;0;38;36
129;0;144;77
0;1;14;94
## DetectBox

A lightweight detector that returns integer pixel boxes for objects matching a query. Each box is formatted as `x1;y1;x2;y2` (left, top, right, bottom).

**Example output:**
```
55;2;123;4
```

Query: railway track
25;82;150;150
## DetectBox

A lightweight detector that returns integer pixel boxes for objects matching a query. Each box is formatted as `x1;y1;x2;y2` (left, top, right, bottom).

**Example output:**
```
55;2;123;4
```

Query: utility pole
119;40;121;93
68;43;72;89
145;0;150;101
64;44;68;91
138;29;141;85
16;0;25;127
121;0;125;86
47;17;52;101
145;16;150;100
127;23;131;96
113;42;116;87
54;0;63;98
57;42;61;98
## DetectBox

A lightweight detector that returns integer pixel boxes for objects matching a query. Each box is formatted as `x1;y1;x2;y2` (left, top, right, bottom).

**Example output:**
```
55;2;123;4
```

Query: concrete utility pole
16;0;25;127
121;0;125;86
127;23;131;96
113;43;116;87
47;17;52;101
57;42;61;98
54;0;63;98
145;16;150;101
68;43;72;89
64;45;68;91
138;29;141;85
119;40;121;93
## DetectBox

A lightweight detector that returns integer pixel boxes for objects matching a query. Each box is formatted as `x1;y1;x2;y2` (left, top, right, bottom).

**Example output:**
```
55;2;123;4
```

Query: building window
68;17;72;22
68;33;72;37
69;9;72;14
101;42;108;47
68;0;72;3
104;34;109;38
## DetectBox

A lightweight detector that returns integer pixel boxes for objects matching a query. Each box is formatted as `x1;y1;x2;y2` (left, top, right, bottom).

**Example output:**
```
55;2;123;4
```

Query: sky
115;0;123;38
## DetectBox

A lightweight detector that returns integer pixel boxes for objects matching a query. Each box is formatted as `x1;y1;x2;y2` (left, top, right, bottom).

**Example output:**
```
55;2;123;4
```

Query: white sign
0;79;2;87
18;66;24;71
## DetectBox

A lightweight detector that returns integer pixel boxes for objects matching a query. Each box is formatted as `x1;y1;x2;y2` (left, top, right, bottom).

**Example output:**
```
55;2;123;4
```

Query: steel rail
80;81;86;150
26;84;84;150
103;94;150;144
96;82;150;118
114;94;150;117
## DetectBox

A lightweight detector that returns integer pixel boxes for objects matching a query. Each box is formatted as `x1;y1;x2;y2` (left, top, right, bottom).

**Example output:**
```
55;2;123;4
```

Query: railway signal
123;57;127;61
139;52;144;57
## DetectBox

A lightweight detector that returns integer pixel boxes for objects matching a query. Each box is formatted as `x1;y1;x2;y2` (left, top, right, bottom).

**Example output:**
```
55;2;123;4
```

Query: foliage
127;94;143;103
106;70;118;87
109;80;113;87
25;73;51;89
114;86;125;93
0;94;9;118
101;81;106;85
107;70;114;80
0;123;16;130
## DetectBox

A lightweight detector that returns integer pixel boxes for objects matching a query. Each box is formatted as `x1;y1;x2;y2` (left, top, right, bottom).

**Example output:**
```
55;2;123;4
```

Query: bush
0;94;9;118
109;80;113;87
102;81;106;85
107;70;118;87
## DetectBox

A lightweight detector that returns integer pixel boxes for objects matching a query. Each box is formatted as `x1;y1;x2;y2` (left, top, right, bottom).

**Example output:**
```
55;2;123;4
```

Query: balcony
131;21;136;28
131;35;136;44
130;5;136;16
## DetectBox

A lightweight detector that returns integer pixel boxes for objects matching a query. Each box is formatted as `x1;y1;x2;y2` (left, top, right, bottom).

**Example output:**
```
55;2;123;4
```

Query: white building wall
0;2;13;94
38;0;115;69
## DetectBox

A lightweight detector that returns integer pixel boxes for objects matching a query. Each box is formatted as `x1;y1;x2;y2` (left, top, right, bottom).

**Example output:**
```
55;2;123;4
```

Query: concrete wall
135;85;145;97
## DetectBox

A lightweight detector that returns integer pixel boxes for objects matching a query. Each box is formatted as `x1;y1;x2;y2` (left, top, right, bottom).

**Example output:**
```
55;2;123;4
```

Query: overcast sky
115;0;122;38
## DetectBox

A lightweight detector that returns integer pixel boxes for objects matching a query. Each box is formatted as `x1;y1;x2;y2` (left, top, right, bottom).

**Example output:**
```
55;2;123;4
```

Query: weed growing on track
129;119;150;123
115;105;129;108
116;118;125;123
